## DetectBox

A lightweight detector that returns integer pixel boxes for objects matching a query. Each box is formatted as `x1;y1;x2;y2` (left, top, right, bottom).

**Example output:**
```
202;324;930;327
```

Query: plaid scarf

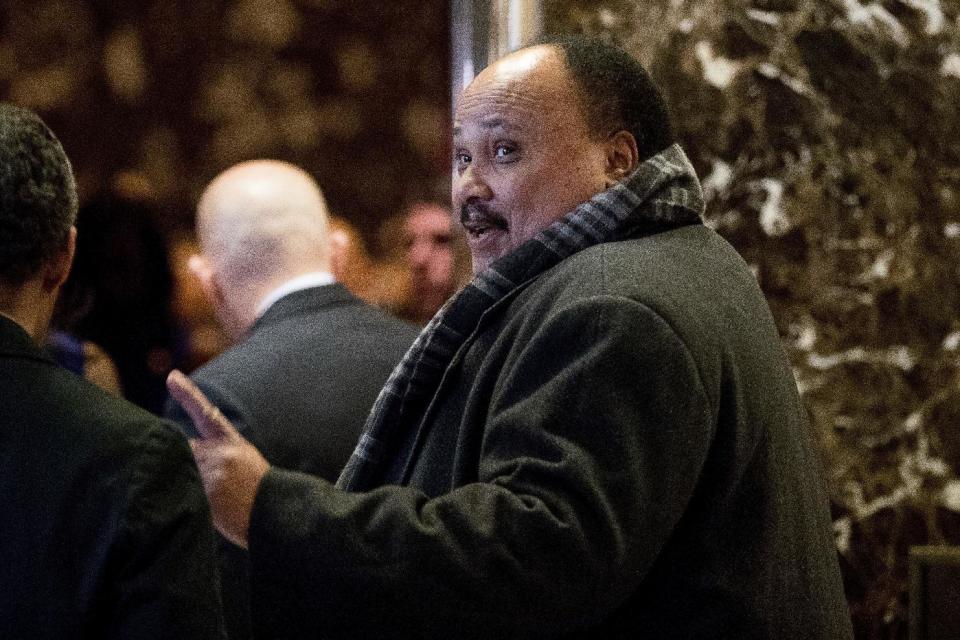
337;143;705;491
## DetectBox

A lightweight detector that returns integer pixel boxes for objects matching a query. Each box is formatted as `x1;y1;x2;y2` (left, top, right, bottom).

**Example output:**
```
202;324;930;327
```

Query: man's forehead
453;48;577;134
407;213;452;242
481;45;557;82
408;206;450;226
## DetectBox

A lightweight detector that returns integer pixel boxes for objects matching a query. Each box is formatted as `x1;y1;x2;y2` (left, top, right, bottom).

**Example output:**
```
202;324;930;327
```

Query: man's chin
469;249;500;274
467;229;511;274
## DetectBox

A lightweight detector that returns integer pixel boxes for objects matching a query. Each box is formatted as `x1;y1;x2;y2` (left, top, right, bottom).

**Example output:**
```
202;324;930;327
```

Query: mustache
459;203;508;230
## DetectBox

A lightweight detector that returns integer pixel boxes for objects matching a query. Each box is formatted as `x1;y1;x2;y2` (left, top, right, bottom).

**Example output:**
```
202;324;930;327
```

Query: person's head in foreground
453;37;674;273
0;103;78;340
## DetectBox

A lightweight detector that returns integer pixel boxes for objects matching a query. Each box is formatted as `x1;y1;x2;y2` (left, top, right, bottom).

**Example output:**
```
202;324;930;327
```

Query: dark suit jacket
164;283;417;639
0;314;223;639
248;226;853;639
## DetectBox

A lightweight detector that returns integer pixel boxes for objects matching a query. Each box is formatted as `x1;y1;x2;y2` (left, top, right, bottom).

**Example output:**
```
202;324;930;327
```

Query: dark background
0;0;451;251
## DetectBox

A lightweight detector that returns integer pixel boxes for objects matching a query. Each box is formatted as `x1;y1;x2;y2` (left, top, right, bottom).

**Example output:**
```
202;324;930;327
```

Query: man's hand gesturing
167;370;270;549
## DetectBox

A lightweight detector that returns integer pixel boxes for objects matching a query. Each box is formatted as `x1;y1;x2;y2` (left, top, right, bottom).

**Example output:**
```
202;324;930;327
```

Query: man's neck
0;307;43;344
0;279;53;343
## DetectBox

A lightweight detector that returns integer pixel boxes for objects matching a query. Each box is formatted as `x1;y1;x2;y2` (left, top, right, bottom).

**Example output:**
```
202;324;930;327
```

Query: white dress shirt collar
255;271;336;319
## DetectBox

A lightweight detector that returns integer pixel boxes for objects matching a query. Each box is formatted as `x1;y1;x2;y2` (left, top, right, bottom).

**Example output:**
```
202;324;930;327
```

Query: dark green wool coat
0;315;224;639
247;224;853;639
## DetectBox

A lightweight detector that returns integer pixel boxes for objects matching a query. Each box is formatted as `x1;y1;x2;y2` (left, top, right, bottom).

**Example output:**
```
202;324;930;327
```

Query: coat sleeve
98;421;226;640
248;295;716;638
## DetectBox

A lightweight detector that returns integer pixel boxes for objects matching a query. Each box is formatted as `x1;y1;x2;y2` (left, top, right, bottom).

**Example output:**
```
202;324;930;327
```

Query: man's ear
41;226;77;293
604;130;639;186
190;254;248;340
328;230;349;282
188;254;224;309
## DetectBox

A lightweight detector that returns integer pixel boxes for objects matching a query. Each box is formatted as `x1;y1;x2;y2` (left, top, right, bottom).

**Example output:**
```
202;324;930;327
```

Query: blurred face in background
404;203;455;319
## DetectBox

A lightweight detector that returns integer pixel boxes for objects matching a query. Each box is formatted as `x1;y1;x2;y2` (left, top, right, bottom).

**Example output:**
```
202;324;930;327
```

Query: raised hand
167;369;269;548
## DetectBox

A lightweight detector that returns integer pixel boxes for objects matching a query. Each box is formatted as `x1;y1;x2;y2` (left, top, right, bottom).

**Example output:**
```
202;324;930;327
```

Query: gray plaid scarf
337;143;705;491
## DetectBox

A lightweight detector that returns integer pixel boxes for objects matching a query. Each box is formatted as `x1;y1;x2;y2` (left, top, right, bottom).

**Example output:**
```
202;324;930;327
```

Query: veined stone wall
544;1;960;637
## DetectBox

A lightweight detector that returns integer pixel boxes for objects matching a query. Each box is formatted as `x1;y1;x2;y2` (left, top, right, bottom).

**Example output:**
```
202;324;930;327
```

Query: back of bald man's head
197;160;330;292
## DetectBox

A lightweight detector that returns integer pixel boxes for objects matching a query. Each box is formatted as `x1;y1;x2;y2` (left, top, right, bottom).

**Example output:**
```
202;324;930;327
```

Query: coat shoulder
539;225;751;299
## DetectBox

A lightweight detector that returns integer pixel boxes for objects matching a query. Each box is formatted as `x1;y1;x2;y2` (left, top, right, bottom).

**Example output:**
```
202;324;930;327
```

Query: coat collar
248;283;360;335
0;314;47;363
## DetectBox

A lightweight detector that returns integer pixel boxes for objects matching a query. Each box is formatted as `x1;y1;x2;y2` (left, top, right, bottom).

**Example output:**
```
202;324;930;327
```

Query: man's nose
409;242;429;266
453;165;493;204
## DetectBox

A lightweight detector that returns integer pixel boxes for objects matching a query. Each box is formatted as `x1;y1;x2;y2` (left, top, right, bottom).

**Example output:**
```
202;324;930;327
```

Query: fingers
187;432;268;550
166;369;236;440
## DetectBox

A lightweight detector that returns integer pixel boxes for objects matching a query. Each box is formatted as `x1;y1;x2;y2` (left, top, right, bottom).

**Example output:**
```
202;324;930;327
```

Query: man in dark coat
169;39;853;638
164;159;417;638
0;104;224;638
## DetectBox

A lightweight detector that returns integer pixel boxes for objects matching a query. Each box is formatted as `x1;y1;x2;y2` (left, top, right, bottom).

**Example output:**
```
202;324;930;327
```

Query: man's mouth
460;205;508;238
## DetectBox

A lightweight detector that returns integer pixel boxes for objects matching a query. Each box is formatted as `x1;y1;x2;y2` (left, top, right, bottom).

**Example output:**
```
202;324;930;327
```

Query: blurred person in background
397;201;468;324
54;193;179;413
164;159;417;640
0;103;224;639
168;231;232;373
43;326;122;394
328;215;375;300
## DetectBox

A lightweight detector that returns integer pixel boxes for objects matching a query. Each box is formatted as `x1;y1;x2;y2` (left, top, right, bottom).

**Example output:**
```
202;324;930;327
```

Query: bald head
194;160;331;336
197;160;330;290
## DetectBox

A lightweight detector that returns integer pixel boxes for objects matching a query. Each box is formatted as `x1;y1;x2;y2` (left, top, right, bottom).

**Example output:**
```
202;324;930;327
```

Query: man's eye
455;151;471;165
494;144;515;160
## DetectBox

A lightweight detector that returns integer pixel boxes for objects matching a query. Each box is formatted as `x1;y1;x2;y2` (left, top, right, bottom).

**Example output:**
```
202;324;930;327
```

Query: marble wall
543;0;960;637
